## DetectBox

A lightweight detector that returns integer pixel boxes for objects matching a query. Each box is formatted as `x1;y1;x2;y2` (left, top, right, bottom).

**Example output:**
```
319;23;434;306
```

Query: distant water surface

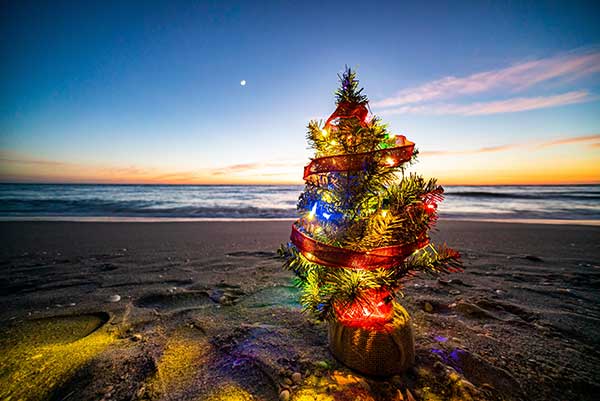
0;184;598;224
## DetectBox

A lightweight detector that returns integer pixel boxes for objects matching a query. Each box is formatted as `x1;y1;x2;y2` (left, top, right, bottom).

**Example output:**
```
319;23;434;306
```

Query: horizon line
1;181;599;187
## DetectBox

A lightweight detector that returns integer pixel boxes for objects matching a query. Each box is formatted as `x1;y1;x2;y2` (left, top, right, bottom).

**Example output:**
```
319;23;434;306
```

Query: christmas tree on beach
280;68;462;374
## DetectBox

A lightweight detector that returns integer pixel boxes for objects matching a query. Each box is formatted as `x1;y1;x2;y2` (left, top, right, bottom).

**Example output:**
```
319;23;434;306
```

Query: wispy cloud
372;48;600;115
0;155;70;167
421;144;519;156
210;160;304;176
535;134;600;148
421;134;600;156
383;91;593;116
0;150;202;184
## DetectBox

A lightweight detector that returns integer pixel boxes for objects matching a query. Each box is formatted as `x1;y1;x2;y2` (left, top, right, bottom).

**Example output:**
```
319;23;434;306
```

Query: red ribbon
324;102;369;128
303;136;415;180
291;224;429;270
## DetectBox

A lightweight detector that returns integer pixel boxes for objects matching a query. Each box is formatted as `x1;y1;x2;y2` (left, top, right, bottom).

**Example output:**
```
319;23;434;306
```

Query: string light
308;203;317;220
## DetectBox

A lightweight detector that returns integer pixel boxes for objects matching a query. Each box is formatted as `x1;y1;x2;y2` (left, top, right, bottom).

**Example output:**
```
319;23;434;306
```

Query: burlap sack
328;303;415;376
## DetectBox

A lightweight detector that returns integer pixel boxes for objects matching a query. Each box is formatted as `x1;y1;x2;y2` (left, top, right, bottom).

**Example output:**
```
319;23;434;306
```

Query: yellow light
330;140;337;145
308;203;317;220
321;128;329;137
385;157;395;166
388;133;396;139
381;210;388;217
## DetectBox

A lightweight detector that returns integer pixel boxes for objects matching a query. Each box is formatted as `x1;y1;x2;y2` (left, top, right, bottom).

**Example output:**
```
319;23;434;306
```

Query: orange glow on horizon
1;138;598;186
1;167;598;186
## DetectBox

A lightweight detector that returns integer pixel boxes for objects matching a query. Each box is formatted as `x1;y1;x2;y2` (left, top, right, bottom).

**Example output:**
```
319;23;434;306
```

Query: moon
240;80;246;86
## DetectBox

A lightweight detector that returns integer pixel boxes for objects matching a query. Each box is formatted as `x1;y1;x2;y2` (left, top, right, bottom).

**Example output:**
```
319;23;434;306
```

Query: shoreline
1;215;599;226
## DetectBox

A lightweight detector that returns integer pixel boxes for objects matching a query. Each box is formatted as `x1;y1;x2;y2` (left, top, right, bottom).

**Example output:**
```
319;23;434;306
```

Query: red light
334;289;394;329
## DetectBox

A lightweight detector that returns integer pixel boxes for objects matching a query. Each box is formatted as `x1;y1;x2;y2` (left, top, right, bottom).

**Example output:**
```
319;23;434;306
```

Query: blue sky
1;1;599;184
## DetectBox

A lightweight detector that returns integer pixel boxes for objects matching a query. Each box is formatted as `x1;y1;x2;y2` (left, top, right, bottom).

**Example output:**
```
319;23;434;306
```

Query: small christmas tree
280;68;461;375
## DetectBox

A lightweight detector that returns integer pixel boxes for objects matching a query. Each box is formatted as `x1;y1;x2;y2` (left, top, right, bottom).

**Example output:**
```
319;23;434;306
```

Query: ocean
0;184;599;224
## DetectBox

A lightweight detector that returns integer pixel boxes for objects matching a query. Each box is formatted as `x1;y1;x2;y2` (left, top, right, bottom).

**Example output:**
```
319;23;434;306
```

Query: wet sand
1;221;599;401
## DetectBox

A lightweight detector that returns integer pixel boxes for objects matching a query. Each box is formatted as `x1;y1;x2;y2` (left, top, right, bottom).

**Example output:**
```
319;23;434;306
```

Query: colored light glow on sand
0;314;115;401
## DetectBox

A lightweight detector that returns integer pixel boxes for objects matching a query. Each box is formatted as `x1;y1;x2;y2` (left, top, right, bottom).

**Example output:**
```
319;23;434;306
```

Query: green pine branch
335;66;368;105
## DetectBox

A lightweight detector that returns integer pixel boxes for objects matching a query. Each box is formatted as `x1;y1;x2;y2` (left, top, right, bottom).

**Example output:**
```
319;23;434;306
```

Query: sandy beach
1;220;599;401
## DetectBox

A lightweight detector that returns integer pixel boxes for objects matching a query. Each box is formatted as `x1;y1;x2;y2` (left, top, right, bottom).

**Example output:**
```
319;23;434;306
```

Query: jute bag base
328;304;415;377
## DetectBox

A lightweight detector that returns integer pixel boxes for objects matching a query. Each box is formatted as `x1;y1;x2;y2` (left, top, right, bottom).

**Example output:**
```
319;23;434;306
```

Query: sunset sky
1;1;599;185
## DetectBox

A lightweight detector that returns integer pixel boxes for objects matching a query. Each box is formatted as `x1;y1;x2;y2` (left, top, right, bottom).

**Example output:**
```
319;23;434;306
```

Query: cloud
373;49;600;109
0;153;71;168
210;160;304;176
383;91;593;116
421;134;600;156
535;134;600;148
0;151;201;184
420;144;519;156
211;162;264;175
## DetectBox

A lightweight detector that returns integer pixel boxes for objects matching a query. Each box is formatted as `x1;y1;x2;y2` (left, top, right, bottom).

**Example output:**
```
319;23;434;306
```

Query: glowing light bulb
381;210;388;217
330;140;337;145
385;157;395;166
321;128;328;137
